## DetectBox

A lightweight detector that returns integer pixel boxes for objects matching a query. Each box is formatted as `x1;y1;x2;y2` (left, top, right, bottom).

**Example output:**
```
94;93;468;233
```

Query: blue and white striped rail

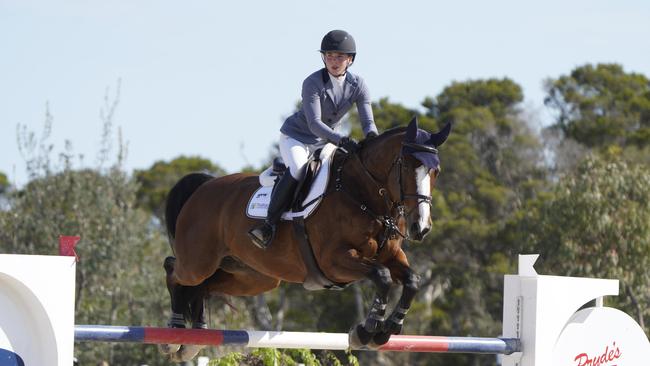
74;325;520;354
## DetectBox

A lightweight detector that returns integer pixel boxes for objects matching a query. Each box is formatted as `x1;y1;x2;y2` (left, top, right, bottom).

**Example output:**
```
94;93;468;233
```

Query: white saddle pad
246;143;337;220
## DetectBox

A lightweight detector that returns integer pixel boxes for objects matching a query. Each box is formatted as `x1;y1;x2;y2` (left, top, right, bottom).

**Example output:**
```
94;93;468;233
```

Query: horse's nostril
410;223;431;241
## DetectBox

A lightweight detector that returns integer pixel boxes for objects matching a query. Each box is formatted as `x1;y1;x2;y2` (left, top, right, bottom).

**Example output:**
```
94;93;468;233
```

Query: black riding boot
248;173;298;249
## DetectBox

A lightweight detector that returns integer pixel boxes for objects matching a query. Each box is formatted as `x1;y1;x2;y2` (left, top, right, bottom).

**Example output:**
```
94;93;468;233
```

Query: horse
160;117;451;361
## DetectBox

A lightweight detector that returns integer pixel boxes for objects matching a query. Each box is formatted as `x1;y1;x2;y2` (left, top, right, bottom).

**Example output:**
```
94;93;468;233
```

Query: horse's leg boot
248;173;298;249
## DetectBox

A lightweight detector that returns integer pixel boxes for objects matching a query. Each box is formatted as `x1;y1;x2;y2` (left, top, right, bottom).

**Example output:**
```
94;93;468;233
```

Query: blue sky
1;0;649;186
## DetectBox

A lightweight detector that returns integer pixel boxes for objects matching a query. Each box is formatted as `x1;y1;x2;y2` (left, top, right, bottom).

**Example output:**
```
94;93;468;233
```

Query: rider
248;29;379;249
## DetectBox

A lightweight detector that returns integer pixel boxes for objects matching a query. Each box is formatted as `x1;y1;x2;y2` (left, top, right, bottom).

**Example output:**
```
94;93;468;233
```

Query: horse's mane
361;126;407;150
379;126;407;138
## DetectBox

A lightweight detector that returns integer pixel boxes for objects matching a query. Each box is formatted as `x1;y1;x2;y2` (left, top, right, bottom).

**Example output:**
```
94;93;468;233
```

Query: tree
348;80;546;365
433;78;525;121
0;167;173;364
544;63;650;149
504;156;650;332
0;88;181;365
412;78;545;365
134;156;226;221
0;171;9;210
0;172;8;195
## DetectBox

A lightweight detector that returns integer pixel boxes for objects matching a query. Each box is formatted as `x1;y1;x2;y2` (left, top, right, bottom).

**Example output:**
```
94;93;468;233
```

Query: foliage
346;78;547;365
406;78;547;365
0;171;8;195
135;156;226;221
208;348;358;366
0;93;175;365
0;171;9;211
3;66;650;366
433;78;525;121
208;351;245;366
544;63;650;149
504;155;650;331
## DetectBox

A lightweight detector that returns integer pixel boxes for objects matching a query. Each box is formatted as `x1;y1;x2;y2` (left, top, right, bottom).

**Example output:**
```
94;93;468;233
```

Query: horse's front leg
371;252;421;346
348;264;393;348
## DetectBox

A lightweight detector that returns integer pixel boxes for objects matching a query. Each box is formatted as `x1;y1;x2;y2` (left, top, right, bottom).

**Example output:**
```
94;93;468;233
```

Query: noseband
333;141;438;249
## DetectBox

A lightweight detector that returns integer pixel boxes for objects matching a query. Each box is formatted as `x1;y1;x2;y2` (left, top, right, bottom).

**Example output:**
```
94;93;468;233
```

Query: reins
333;152;406;250
331;141;435;250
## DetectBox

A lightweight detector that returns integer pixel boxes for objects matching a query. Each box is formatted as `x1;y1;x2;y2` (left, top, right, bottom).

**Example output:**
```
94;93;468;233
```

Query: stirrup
247;223;275;249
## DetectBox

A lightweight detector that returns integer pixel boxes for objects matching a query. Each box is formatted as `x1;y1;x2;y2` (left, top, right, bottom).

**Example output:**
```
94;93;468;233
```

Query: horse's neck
360;134;403;182
341;135;403;211
339;155;388;215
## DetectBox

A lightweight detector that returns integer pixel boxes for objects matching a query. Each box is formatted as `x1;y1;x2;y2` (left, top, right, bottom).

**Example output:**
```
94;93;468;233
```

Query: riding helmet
320;30;356;60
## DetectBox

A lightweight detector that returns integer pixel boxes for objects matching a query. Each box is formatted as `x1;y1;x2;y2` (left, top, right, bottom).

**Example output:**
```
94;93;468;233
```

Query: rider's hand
338;137;359;154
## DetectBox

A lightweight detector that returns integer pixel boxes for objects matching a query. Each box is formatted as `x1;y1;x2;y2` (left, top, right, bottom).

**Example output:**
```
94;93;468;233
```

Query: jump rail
74;325;521;355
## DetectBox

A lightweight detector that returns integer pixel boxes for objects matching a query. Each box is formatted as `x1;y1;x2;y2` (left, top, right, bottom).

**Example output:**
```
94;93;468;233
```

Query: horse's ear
428;122;452;147
406;116;418;142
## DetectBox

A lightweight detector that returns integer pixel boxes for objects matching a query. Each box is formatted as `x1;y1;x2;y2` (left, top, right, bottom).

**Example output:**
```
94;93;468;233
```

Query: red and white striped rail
74;325;521;354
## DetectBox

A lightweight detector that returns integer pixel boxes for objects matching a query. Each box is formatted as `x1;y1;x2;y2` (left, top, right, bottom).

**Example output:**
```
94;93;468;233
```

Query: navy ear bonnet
401;117;451;170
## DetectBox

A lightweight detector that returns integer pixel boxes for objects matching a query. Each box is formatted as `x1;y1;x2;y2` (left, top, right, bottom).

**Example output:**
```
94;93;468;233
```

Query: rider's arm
355;77;379;137
301;78;345;144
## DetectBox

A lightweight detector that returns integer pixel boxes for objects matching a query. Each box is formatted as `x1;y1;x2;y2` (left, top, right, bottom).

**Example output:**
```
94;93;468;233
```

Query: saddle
246;143;348;291
246;143;337;220
258;155;322;212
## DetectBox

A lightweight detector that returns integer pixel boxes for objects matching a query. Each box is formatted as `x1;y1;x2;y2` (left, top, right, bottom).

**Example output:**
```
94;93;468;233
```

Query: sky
1;0;649;187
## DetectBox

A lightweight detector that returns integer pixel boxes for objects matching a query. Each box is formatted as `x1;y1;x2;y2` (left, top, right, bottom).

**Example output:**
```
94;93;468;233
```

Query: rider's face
324;52;353;76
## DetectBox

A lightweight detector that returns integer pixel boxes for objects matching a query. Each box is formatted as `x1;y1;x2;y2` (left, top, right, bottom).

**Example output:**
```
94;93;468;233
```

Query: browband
402;142;438;154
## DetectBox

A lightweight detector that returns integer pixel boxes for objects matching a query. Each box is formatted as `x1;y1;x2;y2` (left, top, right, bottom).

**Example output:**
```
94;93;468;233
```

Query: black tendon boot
248;173;298;249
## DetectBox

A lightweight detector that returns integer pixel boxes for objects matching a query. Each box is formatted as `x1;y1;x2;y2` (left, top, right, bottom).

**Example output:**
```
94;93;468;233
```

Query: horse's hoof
348;324;373;349
383;319;402;335
159;343;180;354
168;344;205;362
370;331;392;347
180;344;204;362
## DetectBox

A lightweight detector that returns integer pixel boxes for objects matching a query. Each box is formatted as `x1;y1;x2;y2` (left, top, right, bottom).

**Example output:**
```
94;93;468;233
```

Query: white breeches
278;134;326;180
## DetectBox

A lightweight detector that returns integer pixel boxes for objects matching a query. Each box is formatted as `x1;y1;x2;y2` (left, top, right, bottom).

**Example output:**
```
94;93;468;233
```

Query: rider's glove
338;137;359;154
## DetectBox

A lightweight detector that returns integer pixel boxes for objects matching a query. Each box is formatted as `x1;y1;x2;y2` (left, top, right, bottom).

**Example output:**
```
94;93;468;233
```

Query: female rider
248;29;379;249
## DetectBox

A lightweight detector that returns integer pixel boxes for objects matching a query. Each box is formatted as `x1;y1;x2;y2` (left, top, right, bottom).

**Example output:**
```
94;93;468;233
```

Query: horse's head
359;116;451;241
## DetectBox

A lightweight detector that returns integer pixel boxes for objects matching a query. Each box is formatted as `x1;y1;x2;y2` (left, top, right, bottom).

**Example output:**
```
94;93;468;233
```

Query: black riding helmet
320;30;356;62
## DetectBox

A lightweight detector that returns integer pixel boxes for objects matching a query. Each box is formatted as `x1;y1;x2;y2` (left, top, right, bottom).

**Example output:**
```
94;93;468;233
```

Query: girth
292;216;349;291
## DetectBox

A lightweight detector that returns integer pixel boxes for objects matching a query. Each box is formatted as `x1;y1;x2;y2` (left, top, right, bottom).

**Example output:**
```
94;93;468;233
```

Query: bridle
398;142;438;208
332;140;439;249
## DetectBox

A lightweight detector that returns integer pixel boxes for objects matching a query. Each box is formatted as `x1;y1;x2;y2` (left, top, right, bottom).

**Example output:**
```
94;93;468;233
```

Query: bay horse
161;117;450;361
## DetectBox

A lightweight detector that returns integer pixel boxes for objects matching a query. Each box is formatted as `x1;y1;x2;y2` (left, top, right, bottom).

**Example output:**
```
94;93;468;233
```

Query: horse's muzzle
409;223;431;241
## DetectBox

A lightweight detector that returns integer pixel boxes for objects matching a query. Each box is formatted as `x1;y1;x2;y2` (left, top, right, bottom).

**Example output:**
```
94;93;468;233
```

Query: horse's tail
165;172;214;241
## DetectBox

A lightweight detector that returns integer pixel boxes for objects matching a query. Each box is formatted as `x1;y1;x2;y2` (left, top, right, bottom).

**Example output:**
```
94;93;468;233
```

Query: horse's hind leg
160;257;183;354
169;287;209;363
163;256;280;362
160;256;208;360
204;256;281;296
